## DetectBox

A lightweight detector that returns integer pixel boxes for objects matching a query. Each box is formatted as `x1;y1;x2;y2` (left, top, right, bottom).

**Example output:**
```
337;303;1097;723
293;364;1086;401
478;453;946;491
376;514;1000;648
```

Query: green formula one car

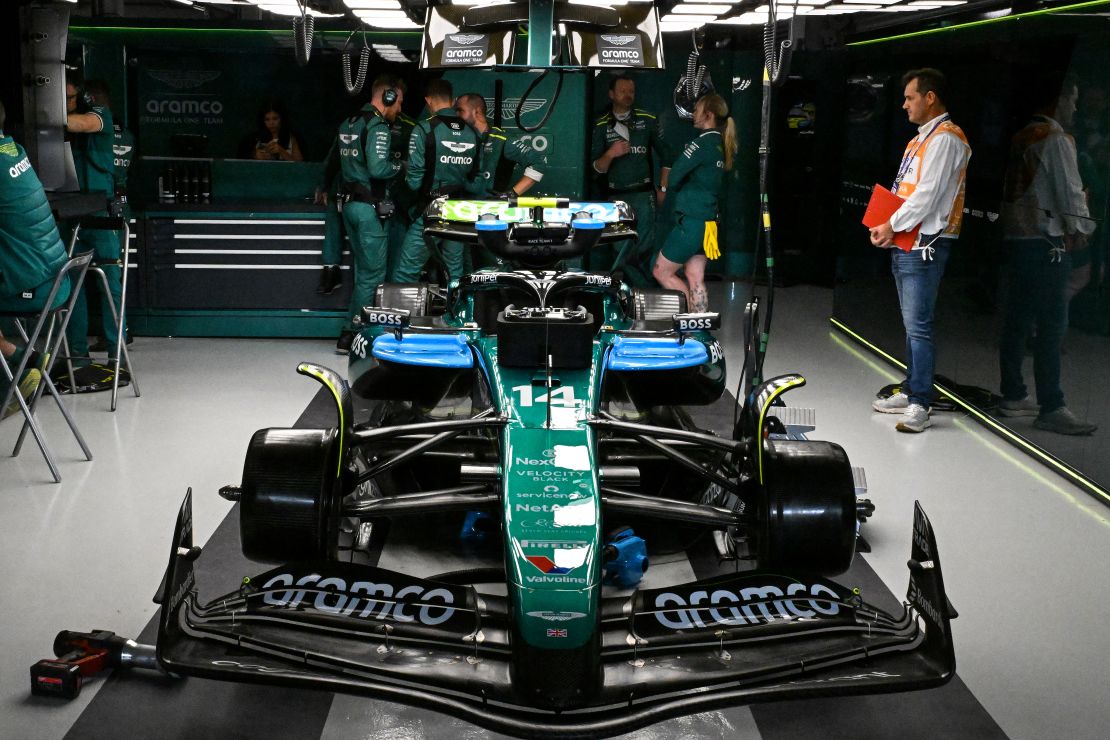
151;197;956;738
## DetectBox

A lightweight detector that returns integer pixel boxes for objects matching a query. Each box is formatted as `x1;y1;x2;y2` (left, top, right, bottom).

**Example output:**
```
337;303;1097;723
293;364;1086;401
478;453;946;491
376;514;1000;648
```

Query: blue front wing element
372;333;474;368
606;336;708;371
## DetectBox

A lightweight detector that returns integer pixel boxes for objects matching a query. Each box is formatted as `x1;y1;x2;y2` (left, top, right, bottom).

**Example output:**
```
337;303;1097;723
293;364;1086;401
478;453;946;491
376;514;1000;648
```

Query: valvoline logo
526;556;572;575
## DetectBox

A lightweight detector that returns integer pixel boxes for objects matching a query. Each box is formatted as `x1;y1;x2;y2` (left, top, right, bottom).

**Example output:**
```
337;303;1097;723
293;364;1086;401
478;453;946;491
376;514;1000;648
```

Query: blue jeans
999;238;1069;413
891;237;952;409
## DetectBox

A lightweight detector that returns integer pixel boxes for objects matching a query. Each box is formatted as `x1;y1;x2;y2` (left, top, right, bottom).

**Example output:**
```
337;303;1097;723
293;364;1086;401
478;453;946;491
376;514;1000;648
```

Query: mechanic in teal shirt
455;92;547;198
591;75;672;285
0;101;71;411
334;76;405;353
390;79;479;285
652;94;737;314
64;78;126;365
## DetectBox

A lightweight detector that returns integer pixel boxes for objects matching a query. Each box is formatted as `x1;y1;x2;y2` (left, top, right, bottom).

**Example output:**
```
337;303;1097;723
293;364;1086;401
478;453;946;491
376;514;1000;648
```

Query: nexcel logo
598;34;644;67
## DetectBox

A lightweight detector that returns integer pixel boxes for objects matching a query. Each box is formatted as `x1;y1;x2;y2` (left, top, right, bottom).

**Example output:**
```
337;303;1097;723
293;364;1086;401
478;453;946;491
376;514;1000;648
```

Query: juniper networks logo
443;33;489;65
598;33;643;67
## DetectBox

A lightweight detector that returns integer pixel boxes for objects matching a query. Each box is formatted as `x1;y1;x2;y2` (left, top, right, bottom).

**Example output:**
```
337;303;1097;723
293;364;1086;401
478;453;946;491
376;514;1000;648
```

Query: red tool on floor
30;630;160;700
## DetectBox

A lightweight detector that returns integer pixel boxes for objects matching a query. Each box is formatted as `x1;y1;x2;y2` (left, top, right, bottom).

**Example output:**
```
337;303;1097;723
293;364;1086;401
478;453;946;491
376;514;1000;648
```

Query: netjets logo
443;33;489;65
443;141;475;153
601;34;637;46
449;34;484;46
598;33;643;67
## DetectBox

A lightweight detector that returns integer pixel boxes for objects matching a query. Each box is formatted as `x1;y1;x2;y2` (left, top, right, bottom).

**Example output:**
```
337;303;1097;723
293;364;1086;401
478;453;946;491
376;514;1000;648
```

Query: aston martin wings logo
147;70;221;90
449;34;485;45
601;34;638;46
485;98;548;118
442;141;476;153
113;145;133;156
339;134;358;144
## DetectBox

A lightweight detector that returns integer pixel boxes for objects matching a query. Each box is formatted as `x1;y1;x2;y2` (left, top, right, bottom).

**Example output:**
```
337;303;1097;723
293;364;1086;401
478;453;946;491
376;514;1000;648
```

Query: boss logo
674;313;720;332
364;311;405;327
351;333;369;359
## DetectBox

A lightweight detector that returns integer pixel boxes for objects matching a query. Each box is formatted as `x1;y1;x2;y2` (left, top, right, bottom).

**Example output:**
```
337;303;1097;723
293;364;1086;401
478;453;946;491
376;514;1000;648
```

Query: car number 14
511;385;577;407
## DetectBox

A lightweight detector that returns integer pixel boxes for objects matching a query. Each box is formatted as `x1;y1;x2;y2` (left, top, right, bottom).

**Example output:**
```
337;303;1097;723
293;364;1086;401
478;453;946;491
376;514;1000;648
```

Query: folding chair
0;252;95;482
59;215;142;411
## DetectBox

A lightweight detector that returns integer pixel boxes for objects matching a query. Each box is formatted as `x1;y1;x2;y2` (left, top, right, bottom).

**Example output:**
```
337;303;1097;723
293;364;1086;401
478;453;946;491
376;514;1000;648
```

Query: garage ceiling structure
70;0;1092;49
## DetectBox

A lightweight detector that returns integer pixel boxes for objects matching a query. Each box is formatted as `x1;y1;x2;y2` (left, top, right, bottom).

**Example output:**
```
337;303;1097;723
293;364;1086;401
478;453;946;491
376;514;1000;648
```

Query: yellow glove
703;220;720;260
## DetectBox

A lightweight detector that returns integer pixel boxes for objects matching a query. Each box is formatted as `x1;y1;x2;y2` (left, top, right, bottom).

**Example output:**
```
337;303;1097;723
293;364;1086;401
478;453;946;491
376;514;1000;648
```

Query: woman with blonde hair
652;93;737;312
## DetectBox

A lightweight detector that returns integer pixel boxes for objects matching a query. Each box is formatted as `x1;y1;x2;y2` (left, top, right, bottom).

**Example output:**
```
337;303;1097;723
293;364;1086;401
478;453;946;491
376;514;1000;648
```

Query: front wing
156;492;955;738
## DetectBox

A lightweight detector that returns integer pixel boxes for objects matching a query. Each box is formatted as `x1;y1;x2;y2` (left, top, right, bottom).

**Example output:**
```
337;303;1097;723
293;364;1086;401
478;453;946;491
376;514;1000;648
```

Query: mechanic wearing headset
652;94;736;314
334;76;405;354
591;75;672;285
869;68;971;434
62;77;127;389
390;78;479;285
455;92;547;199
0;100;70;416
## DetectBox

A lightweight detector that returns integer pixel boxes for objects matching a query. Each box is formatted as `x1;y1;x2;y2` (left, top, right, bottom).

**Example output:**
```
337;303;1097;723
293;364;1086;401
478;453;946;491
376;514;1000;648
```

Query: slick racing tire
239;427;343;563
757;439;857;576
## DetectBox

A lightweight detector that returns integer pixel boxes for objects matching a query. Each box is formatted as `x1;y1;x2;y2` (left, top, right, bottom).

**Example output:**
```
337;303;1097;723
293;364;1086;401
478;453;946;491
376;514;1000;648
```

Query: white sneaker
896;403;932;433
873;392;910;414
1034;406;1097;436
998;396;1039;417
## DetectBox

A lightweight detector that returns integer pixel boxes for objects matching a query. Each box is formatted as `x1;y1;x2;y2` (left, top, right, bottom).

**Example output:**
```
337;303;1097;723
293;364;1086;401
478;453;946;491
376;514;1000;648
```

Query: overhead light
844;0;903;5
351;9;408;17
451;1;511;5
751;4;812;15
808;4;881;13
909;0;967;4
876;3;939;9
679;0;743;4
659;19;710;32
255;3;341;17
358;14;420;28
713;12;768;24
343;0;402;9
671;3;732;11
661;13;718;22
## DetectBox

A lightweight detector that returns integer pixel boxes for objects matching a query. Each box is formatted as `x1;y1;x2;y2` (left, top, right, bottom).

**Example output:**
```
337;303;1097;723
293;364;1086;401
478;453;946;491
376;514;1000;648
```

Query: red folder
862;184;919;252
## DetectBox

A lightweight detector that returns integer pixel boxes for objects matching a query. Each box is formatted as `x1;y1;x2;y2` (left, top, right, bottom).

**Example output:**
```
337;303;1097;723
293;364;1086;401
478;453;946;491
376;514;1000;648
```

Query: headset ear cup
383;87;397;107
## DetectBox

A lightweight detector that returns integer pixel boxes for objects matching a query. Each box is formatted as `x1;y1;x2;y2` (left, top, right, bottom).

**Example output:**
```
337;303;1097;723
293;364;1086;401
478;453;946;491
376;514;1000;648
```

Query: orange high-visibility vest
896;120;970;236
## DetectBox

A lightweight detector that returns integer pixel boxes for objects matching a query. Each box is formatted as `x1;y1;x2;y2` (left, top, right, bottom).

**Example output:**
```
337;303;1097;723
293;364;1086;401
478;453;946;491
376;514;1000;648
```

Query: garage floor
2;283;1107;740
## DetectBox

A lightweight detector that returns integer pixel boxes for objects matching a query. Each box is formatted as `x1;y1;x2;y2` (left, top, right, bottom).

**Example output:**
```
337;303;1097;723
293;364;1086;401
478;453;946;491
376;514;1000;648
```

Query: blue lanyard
893;114;950;190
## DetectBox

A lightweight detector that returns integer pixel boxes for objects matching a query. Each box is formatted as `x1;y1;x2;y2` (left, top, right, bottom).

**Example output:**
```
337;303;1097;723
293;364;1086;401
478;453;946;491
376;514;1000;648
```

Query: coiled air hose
293;1;314;67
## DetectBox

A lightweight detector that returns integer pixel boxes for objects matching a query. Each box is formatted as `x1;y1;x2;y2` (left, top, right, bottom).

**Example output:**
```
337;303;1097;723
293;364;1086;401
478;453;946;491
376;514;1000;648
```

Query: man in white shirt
996;76;1097;435
869;68;972;433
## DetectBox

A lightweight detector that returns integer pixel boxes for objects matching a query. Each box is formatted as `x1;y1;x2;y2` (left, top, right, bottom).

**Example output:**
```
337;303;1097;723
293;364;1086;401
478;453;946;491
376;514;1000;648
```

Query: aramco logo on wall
141;69;225;126
597;33;644;67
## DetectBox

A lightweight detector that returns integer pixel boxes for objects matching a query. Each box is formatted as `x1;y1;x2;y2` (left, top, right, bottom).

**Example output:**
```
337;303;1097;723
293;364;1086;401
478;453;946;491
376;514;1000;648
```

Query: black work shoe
317;265;342;295
89;334;133;354
335;330;354;355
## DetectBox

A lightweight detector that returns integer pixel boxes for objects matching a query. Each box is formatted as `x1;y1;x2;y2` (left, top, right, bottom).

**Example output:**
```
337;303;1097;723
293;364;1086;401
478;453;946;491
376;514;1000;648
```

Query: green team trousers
343;201;388;331
390;215;464;285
